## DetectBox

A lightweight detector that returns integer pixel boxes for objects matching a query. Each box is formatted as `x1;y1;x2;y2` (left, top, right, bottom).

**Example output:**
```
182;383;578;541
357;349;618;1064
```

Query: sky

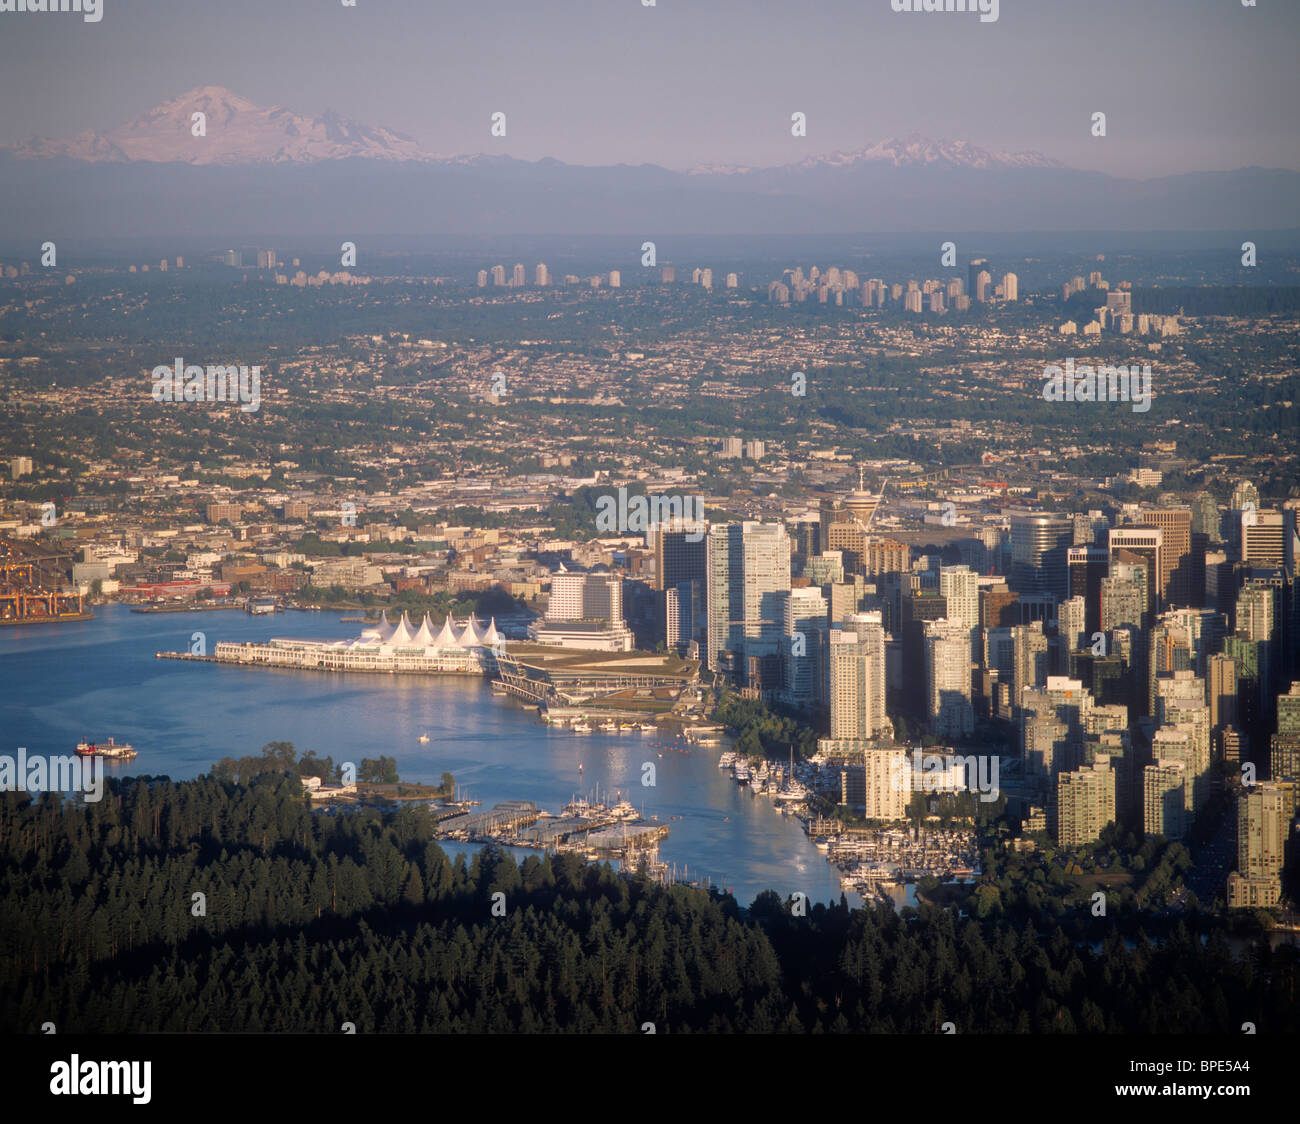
0;0;1297;176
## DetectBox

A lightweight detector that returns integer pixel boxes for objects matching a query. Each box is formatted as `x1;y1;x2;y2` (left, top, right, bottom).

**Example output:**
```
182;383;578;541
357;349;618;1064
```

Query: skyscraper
938;565;979;631
535;263;550;286
925;618;974;738
1242;509;1296;575
1137;508;1194;607
511;263;526;287
706;522;791;683
784;587;829;708
1011;513;1073;604
1056;760;1116;846
655;523;707;592
1227;784;1285;907
1109;526;1163;615
1143;761;1187;839
1208;654;1239;731
829;629;881;739
830;612;889;738
1068;545;1108;635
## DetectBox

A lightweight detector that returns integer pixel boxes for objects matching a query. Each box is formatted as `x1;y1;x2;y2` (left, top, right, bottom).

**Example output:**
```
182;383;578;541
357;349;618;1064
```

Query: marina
6;604;848;908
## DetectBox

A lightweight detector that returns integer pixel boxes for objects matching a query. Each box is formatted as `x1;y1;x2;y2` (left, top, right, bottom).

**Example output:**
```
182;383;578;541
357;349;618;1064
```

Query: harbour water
1;605;852;907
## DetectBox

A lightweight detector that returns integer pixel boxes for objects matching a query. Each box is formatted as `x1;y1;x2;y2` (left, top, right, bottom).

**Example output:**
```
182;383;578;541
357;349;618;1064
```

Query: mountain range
1;87;1296;238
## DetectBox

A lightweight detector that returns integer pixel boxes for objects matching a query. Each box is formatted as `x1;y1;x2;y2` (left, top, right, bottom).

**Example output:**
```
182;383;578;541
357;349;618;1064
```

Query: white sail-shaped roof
412;615;436;647
431;615;460;648
480;618;501;648
390;612;416;645
457;616;487;647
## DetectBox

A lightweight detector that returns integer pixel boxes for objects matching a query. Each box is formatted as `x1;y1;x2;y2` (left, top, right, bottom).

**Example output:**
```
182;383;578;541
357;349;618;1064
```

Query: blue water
0;605;849;908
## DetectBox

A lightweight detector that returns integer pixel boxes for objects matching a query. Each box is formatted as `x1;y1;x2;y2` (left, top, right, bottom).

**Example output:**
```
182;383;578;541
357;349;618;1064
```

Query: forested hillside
2;768;1296;1033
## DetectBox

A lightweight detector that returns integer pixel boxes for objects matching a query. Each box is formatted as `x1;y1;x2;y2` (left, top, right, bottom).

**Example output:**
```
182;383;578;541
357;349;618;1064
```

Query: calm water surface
1;605;851;907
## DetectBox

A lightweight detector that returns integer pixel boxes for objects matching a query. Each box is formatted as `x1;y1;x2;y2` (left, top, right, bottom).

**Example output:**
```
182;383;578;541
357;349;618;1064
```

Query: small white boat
417;734;430;744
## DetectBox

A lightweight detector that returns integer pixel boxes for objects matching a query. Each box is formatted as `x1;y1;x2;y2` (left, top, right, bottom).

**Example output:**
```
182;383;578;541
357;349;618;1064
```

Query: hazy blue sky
1;0;1296;176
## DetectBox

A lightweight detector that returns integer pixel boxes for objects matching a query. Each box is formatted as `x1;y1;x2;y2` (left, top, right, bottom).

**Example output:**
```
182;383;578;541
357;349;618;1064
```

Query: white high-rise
925;618;974;737
829;612;889;739
706;522;791;682
784;587;828;706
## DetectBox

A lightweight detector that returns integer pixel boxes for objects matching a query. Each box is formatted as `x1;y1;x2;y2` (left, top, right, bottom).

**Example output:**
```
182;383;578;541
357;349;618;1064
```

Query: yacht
75;738;136;760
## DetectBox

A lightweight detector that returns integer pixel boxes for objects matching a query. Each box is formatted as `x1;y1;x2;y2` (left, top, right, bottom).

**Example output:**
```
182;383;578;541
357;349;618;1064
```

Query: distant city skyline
1;0;1297;177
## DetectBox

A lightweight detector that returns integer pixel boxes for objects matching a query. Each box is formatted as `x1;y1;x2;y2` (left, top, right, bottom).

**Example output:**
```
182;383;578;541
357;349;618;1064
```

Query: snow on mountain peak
5;86;444;165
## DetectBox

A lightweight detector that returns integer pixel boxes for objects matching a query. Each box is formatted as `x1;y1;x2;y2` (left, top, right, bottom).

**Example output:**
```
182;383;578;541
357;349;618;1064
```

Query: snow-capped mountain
5;86;441;165
1;89;1294;236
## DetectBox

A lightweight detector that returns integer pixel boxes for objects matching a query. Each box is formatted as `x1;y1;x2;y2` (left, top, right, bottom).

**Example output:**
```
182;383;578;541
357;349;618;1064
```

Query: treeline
1;768;1296;1033
715;693;822;759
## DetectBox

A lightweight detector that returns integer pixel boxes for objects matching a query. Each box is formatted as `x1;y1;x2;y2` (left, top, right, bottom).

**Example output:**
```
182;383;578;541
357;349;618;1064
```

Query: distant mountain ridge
690;134;1066;176
5;86;439;165
1;87;1296;236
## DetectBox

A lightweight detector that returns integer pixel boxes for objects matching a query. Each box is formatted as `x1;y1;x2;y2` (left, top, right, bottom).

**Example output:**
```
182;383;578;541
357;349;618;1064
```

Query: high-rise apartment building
784;587;829;708
1056;759;1116;846
1227;784;1285;908
925;618;974;738
1143;761;1187;839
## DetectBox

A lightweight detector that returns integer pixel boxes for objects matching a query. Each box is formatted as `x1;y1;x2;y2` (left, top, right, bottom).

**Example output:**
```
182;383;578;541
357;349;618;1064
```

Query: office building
1109;527;1163;615
1010;513;1073;603
706;522;791;683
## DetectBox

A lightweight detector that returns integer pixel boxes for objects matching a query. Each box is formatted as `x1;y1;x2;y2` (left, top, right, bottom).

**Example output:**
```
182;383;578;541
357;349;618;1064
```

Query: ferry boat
75;738;137;760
